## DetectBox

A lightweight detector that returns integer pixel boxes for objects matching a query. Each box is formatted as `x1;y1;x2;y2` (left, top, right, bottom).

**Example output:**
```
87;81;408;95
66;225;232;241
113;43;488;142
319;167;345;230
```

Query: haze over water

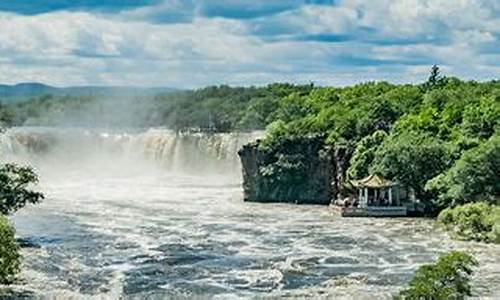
2;127;500;299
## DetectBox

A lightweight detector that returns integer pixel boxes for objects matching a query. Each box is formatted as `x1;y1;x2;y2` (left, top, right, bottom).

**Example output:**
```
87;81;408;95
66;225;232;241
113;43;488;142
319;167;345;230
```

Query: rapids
1;127;499;299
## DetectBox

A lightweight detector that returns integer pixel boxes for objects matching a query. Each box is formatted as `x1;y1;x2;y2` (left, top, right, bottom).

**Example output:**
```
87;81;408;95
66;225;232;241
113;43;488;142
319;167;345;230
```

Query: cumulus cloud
0;0;497;87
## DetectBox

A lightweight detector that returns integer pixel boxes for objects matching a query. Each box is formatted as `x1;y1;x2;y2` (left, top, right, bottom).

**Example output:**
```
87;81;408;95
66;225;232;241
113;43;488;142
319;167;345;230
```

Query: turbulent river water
1;127;499;299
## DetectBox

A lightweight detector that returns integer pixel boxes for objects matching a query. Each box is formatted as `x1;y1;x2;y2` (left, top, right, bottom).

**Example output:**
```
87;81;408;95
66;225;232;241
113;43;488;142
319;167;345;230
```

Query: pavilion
352;174;400;208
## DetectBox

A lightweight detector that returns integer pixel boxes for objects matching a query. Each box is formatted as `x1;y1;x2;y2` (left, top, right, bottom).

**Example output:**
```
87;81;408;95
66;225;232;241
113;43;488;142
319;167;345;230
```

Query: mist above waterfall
1;127;263;181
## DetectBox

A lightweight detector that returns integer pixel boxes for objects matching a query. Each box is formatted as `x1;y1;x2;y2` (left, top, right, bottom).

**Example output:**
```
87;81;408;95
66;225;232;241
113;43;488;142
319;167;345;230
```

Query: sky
0;0;498;88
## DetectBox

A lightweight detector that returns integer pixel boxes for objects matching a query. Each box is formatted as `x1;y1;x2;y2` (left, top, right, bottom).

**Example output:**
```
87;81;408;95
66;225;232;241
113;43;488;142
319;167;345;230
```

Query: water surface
3;128;500;299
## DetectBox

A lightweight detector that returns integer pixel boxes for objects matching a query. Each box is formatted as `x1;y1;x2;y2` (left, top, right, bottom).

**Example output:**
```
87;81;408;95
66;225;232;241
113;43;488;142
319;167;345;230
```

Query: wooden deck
332;205;408;217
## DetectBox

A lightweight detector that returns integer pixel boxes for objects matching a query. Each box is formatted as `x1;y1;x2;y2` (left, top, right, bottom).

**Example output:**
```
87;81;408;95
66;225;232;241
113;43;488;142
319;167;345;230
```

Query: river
1;127;499;299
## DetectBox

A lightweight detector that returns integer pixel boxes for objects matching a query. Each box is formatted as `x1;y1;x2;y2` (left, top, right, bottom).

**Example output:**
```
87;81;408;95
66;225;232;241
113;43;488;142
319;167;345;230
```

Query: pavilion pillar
396;186;400;206
359;188;363;205
388;187;392;205
364;188;368;206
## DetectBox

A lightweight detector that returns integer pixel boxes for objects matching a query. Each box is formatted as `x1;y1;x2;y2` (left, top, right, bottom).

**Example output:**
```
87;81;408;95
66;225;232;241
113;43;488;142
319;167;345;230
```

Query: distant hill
0;82;177;102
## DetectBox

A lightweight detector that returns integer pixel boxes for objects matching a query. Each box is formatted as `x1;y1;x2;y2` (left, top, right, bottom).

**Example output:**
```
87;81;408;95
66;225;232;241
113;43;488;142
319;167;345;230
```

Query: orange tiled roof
353;174;394;188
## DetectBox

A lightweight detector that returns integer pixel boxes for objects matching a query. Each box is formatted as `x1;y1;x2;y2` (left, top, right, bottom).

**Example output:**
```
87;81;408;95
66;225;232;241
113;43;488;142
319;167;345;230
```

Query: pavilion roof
352;174;395;188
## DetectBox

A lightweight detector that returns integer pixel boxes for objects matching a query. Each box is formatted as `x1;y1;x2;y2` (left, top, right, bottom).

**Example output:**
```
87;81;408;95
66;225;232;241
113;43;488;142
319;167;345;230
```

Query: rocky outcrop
238;136;336;204
332;145;354;200
238;136;354;205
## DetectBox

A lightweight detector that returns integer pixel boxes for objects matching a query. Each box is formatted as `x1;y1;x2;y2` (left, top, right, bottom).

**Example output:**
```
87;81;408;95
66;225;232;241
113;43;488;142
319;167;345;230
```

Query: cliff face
332;145;354;201
238;137;347;205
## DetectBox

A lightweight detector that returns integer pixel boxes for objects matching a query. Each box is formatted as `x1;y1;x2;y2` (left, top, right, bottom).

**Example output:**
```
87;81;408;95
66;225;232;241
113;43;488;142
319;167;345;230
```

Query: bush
438;203;500;243
0;216;20;284
396;251;478;300
0;164;44;215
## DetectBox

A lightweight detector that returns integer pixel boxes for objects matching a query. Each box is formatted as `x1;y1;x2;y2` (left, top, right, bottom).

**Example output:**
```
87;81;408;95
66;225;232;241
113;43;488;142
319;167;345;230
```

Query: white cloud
0;0;497;87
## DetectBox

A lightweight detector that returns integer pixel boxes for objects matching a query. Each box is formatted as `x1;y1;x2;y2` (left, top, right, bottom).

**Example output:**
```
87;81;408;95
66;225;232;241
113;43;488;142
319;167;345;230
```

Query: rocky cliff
332;145;354;200
238;136;351;204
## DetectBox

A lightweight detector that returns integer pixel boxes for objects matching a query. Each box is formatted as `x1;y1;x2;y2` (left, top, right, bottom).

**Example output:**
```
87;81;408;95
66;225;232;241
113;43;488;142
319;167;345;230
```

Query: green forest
0;83;313;131
0;67;499;297
262;70;499;212
1;67;499;234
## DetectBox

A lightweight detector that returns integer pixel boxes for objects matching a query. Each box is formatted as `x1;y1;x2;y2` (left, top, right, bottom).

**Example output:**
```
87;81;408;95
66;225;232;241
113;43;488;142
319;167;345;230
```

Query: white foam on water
2;127;500;298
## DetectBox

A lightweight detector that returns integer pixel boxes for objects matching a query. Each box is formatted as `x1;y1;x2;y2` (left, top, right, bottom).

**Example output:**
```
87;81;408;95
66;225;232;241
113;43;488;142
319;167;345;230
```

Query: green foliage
0;216;20;284
461;95;500;139
2;71;499;213
264;81;410;146
0;103;14;127
371;132;451;202
396;251;478;300
0;129;44;285
0;164;44;215
260;153;306;186
2;83;313;132
422;64;446;91
254;135;329;202
426;134;500;208
237;96;279;129
437;203;500;243
347;130;387;180
254;75;499;211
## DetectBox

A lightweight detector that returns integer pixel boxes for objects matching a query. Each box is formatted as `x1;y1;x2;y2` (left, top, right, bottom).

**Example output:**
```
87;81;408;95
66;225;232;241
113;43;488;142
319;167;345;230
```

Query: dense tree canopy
371;132;451;202
427;134;500;208
1;68;498;212
261;74;499;211
347;130;387;181
0;83;313;132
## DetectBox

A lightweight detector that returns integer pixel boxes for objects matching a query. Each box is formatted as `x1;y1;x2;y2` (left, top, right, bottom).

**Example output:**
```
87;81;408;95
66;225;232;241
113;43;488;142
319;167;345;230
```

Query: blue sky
0;0;498;87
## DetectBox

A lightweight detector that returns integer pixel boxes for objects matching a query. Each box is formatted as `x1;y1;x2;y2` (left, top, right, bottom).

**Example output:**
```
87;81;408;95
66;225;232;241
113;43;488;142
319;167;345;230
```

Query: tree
429;64;441;85
0;103;14;127
0;216;20;284
396;251;478;299
0;129;44;285
371;132;451;203
347;130;388;180
461;96;500;139
426;134;500;208
423;64;445;90
0;164;44;215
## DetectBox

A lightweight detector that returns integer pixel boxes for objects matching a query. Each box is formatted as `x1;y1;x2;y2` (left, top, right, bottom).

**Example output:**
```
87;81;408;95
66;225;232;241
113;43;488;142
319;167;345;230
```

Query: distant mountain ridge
0;82;177;101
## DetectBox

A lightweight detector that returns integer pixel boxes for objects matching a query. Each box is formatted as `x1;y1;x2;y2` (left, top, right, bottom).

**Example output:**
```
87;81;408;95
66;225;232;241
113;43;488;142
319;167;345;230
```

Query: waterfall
0;127;263;175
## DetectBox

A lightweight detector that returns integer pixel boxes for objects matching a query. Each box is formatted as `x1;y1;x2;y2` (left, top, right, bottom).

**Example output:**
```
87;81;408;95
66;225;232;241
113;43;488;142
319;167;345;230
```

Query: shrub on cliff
259;135;328;193
437;203;500;243
0;216;21;284
396;251;478;300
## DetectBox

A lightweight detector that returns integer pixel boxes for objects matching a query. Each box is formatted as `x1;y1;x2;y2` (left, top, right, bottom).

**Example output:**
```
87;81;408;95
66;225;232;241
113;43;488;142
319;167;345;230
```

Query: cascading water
1;127;263;176
1;127;500;299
